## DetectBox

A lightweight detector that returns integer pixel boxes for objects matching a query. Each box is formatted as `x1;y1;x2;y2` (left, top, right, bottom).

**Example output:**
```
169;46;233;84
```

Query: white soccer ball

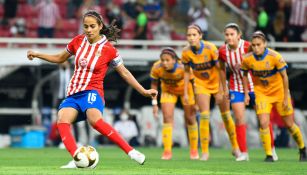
73;145;99;168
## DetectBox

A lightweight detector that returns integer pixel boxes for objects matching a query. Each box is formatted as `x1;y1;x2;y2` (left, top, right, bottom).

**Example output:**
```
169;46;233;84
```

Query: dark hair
224;23;241;34
252;31;266;42
187;24;202;35
83;10;121;42
160;47;179;61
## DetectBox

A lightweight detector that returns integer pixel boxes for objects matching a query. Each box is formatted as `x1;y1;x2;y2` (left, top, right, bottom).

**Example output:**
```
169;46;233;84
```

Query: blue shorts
229;91;255;106
58;90;105;122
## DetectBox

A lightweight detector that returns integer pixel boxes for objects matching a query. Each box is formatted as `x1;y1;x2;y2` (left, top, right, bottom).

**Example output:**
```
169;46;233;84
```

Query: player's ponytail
101;19;121;42
83;10;121;42
160;47;179;61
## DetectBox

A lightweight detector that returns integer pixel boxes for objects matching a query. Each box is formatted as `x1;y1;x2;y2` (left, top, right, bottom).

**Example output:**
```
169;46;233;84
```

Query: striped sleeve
109;47;124;68
66;35;82;55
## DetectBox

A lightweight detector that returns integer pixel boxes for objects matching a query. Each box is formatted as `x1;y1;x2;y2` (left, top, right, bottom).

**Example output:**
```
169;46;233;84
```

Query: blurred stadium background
0;0;306;152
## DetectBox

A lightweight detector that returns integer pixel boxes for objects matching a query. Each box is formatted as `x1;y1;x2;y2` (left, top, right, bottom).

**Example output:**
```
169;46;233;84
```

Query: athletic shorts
255;96;293;116
58;90;105;122
193;83;219;96
160;85;195;105
229;91;255;106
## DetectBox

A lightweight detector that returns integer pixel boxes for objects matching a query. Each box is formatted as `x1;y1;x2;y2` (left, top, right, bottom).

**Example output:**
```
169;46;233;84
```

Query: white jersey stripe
66;38;87;95
230;50;239;91
74;44;98;93
235;48;243;92
81;42;106;91
69;41;90;95
223;39;254;93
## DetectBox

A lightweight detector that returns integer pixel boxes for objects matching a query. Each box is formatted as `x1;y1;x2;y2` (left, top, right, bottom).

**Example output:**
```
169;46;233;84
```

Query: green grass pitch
0;147;306;175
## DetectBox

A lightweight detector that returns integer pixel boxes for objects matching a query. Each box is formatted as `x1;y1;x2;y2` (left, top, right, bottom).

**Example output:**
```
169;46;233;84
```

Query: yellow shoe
190;150;199;160
161;151;172;160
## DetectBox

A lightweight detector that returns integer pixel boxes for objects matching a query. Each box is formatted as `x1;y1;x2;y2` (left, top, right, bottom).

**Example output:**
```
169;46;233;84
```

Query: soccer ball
73;145;99;168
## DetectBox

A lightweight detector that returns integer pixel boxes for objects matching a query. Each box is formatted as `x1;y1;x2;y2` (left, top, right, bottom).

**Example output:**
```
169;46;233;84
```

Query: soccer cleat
264;155;274;162
161;150;172;160
199;153;209;161
272;147;278;161
60;160;77;169
236;152;249;161
299;147;307;161
190;150;199;160
232;149;241;158
128;149;146;165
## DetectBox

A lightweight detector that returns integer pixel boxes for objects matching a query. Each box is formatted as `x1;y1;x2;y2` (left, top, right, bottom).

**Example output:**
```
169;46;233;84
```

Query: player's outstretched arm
27;50;71;63
115;64;158;98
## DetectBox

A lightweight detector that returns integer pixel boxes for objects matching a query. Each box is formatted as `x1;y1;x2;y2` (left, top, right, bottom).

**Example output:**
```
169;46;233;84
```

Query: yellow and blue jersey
150;60;193;96
181;40;219;94
241;48;288;102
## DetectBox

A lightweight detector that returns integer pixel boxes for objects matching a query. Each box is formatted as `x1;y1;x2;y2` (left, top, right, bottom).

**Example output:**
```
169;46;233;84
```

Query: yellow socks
260;127;272;156
162;123;173;152
221;111;239;150
187;123;199;151
288;124;305;149
199;111;210;154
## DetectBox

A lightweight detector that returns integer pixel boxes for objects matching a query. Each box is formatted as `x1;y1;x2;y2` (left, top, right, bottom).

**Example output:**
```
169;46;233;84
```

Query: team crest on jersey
265;61;270;69
79;58;88;68
96;50;101;57
204;55;209;61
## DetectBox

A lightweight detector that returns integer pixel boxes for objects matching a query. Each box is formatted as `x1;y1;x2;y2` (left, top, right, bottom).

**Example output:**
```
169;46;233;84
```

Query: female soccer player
27;10;157;168
219;23;277;161
150;48;199;160
182;24;239;161
241;31;306;162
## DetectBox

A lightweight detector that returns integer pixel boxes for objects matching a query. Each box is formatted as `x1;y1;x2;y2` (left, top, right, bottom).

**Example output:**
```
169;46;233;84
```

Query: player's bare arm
27;50;70;63
150;80;159;118
242;71;250;106
183;64;191;104
115;64;157;98
280;69;290;109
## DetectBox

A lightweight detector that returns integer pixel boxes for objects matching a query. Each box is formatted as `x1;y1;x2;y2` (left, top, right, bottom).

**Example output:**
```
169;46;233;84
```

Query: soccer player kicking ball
241;31;307;162
27;10;157;168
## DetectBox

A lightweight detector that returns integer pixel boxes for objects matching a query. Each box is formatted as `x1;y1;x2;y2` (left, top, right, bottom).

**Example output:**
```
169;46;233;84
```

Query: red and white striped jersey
289;0;307;26
219;39;254;93
66;34;123;97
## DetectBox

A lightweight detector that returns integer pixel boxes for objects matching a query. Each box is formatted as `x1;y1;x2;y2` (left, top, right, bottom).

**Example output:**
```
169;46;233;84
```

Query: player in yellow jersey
150;47;199;160
241;31;307;162
182;24;240;161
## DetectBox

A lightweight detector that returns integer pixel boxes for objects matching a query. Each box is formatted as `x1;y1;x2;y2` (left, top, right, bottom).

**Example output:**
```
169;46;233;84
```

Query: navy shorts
58;90;104;122
229;91;255;106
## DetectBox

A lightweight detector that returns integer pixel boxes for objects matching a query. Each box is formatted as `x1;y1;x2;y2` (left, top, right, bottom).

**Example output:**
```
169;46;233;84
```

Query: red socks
93;119;133;154
236;124;247;152
57;119;133;157
57;123;77;157
269;123;275;148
